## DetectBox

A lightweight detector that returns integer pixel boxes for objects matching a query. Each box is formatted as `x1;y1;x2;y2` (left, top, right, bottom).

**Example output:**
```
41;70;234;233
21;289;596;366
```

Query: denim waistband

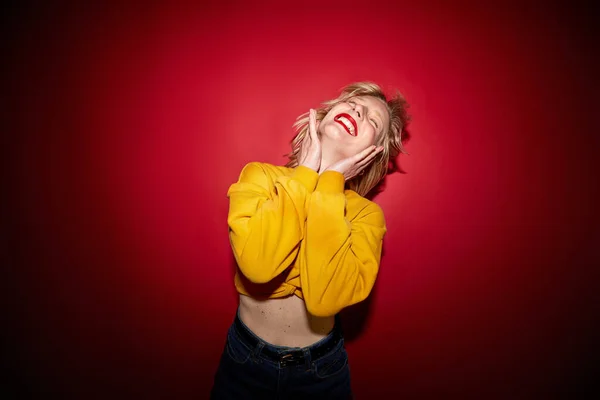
232;308;343;367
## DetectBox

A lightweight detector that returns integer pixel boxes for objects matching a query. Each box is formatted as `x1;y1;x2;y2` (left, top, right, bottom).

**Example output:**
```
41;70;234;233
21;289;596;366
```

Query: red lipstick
333;113;358;136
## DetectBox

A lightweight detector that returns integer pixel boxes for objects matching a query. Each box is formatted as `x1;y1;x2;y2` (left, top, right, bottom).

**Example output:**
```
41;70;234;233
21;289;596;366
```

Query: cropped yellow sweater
227;162;387;317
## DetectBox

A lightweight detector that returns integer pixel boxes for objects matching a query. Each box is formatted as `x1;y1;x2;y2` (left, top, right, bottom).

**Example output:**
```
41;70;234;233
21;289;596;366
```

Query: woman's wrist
293;165;319;192
316;170;345;193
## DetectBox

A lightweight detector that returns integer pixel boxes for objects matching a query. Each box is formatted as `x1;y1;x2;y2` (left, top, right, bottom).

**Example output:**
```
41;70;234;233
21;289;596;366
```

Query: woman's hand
322;145;384;181
298;109;321;172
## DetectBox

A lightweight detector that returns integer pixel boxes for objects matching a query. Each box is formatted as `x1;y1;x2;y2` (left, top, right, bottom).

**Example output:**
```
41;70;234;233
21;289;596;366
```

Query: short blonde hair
285;82;410;197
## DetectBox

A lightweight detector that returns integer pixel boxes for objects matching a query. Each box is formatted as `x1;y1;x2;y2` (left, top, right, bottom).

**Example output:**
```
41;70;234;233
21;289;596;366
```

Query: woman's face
319;95;390;159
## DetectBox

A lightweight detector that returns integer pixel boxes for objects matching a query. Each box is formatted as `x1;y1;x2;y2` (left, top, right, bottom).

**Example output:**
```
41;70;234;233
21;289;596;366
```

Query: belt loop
303;348;312;370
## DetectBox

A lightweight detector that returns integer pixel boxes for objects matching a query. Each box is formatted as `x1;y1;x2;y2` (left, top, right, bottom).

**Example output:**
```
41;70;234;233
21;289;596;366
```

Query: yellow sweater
227;162;387;317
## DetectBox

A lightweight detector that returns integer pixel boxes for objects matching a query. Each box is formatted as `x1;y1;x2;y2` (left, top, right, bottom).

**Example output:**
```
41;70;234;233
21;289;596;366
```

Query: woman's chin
321;129;351;143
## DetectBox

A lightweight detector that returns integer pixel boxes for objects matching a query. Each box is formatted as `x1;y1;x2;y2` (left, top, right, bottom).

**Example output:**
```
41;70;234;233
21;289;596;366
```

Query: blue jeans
210;310;353;399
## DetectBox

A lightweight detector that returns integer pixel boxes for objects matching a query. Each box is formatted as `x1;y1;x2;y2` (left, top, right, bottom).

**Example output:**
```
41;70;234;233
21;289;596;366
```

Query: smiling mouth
334;113;358;136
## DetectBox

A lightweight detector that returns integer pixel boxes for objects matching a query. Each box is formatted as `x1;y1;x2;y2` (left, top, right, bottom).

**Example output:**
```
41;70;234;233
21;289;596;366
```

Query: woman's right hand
299;109;321;172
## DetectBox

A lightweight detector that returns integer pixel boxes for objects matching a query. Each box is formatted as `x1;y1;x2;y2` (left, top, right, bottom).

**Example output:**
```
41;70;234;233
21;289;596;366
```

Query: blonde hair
285;82;410;197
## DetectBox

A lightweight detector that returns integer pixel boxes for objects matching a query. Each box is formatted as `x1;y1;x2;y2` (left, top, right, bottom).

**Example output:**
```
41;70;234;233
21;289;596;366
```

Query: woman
211;82;409;399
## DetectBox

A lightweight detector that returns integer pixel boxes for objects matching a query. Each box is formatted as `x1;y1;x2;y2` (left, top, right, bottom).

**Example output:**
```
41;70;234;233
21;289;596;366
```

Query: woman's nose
354;104;365;119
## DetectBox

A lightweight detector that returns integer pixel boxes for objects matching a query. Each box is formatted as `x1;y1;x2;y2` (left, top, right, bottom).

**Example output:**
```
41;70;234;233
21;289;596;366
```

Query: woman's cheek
362;127;376;145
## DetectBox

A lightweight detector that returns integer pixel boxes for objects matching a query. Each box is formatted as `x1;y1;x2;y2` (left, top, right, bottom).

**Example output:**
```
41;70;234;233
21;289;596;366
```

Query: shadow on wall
339;281;378;343
367;125;412;200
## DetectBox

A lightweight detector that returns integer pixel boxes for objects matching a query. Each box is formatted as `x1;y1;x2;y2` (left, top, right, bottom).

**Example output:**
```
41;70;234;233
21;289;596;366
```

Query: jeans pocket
313;344;348;379
225;327;252;364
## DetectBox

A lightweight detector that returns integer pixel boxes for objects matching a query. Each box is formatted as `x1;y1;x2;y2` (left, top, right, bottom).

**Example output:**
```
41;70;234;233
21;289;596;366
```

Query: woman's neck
318;146;344;174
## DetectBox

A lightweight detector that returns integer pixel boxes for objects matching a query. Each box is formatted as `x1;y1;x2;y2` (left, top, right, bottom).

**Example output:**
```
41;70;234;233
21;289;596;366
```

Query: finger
309;109;318;141
354;156;376;174
339;148;377;180
355;146;383;169
352;145;378;163
299;134;311;162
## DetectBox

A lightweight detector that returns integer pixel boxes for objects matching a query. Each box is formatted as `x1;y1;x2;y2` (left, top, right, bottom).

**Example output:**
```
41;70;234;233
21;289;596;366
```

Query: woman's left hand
321;145;384;181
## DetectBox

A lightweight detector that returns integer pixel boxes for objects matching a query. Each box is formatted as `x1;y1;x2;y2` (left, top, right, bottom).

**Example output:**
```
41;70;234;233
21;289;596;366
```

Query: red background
4;1;598;398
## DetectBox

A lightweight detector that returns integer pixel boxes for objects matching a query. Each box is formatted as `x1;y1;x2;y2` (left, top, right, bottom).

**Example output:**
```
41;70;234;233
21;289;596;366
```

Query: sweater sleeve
300;170;386;317
227;162;319;284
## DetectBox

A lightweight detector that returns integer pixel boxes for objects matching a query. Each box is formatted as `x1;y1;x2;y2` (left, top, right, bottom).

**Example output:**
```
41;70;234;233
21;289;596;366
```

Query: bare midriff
238;294;335;348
